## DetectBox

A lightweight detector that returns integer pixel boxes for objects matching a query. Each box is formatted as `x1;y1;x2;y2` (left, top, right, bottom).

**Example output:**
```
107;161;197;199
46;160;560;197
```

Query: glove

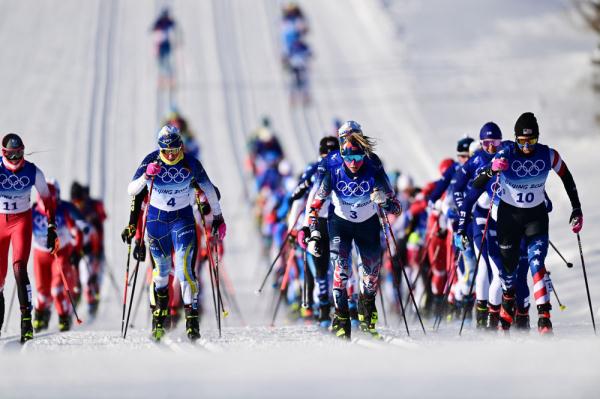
297;226;310;249
306;230;322;257
569;208;583;234
47;224;59;254
491;158;509;173
198;201;211;216
133;240;146;262
121;224;136;244
145;162;161;177
454;231;469;251
370;190;387;205
212;214;227;240
69;251;81;267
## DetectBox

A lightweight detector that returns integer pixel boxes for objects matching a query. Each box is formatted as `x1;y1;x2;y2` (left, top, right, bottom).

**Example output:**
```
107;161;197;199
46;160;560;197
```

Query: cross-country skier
152;7;178;85
0;133;59;342
290;136;338;326
302;121;401;339
125;125;225;341
32;180;88;332
472;112;582;335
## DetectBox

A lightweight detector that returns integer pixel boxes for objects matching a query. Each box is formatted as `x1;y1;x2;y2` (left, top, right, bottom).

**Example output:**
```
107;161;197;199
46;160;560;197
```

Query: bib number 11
3;202;16;211
516;192;534;204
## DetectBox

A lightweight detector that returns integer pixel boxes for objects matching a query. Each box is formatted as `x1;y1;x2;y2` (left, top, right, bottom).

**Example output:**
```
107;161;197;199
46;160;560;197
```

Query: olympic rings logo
0;174;31;190
336;180;370;197
511;160;545;178
158;167;190;184
33;215;47;230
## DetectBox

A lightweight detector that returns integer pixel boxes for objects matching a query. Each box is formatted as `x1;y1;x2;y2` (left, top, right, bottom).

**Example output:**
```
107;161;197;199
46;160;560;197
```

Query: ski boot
318;303;331;328
151;287;169;341
446;300;462;322
300;305;314;320
20;311;34;344
431;294;445;322
88;300;99;318
537;303;553;336
184;305;201;341
331;309;351;340
0;293;4;337
514;306;531;331
499;291;516;331
33;309;51;333
486;304;500;331
475;300;488;330
357;293;382;340
58;314;72;332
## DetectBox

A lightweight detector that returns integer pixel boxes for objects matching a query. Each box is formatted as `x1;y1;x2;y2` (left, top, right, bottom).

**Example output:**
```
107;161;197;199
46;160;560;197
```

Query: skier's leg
32;249;52;332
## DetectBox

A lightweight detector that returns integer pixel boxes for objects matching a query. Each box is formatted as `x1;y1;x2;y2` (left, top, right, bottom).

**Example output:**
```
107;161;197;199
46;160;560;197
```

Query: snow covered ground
0;0;599;397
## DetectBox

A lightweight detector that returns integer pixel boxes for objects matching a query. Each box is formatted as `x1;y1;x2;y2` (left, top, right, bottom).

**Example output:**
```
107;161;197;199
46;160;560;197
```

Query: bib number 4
516;192;534;204
167;198;176;207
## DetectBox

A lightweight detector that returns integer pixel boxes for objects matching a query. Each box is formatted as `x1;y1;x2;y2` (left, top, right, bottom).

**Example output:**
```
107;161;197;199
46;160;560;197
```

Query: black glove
69;251;81;267
47;224;58;253
198;200;211;216
133;240;146;262
121;224;136;244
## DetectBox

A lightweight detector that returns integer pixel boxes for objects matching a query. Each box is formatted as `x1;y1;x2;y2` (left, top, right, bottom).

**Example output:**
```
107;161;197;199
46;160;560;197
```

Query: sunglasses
342;154;365;163
481;139;501;148
2;148;24;161
160;147;181;155
516;137;538;148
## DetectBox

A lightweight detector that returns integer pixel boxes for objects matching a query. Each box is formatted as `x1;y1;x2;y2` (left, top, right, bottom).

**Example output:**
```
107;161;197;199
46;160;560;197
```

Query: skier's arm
192;160;222;216
307;171;332;230
34;167;55;223
374;167;402;215
452;161;474;210
290;162;317;202
429;167;454;203
550;150;581;210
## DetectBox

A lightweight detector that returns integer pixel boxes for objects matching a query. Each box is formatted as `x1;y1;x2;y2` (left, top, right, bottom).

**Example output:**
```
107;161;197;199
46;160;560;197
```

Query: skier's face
482;139;501;155
457;154;469;165
343;154;364;173
516;136;537;155
161;146;182;163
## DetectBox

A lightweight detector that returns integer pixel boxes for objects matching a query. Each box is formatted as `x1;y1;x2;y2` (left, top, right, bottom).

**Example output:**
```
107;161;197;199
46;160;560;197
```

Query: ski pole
376;206;417;335
433;258;458;331
120;243;132;335
129;266;149;328
379;205;427;334
124;175;155;339
302;248;309;308
3;284;16;333
549;240;573;268
271;248;297;327
459;174;499;336
576;233;596;335
404;239;440;311
56;254;83;325
378;284;388;327
218;259;246;325
546;271;566;311
256;211;303;294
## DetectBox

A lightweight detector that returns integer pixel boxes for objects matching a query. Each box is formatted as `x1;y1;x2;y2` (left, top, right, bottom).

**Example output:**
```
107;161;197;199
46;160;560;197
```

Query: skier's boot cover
537;303;553;336
358;293;382;340
514;306;531;331
499;290;516;331
331;309;351;340
475;300;488;330
152;287;169;341
21;311;33;343
184;305;200;341
33;309;51;333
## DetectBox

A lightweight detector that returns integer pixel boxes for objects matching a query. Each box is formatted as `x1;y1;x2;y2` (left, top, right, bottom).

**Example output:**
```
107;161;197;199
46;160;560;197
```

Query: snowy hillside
0;0;598;398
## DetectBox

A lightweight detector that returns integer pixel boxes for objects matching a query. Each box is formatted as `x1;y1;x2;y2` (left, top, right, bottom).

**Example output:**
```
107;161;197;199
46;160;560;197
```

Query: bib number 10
516;192;534;204
3;202;17;211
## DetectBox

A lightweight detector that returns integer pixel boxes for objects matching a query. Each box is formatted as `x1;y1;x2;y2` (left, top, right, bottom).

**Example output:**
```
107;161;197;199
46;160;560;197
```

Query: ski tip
254;290;261;296
559;305;567;311
223;311;230;318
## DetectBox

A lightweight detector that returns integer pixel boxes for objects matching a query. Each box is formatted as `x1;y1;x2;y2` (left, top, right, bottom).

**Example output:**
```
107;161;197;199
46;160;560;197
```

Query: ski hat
337;120;362;139
479;122;502;140
456;136;474;155
319;136;338;156
158;126;182;150
71;181;84;202
514;112;539;138
1;133;25;171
